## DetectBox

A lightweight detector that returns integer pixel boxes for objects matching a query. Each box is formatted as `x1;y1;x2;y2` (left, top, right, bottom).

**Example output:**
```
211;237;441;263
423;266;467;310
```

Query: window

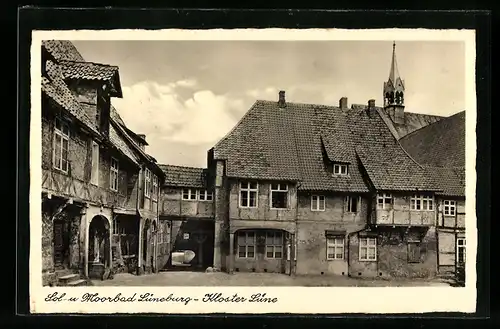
90;141;99;185
152;175;158;201
182;188;197;200
53;117;70;172
333;163;348;176
377;193;393;209
359;237;377;261
144;169;151;197
239;181;258;208
345;196;361;213
407;241;422;263
327;236;344;260
265;232;283;259
311;195;325;211
237;231;255;258
270;183;288;209
444;200;457;216
411;194;434;211
110;157;119;191
112;217;119;235
457;238;466;264
198;189;213;201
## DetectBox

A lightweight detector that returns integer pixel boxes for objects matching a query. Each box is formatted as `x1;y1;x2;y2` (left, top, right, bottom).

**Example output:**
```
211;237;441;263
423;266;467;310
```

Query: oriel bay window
53;117;70;173
265;232;283;259
411;194;434;211
270;183;288;209
359;236;377;261
237;231;255;258
311;195;325;211
239;181;258;208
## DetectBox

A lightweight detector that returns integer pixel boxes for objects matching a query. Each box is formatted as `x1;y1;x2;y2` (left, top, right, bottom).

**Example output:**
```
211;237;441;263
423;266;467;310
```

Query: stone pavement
91;271;452;287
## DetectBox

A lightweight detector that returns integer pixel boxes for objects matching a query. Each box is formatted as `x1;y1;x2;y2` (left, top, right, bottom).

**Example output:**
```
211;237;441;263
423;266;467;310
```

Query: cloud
112;80;246;153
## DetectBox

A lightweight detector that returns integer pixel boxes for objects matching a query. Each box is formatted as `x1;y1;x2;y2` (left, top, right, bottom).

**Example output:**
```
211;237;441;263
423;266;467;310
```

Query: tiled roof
109;124;140;166
59;60;119;82
42;60;99;135
42;40;85;61
159;164;208;188
379;108;443;140
399;111;465;168
213;100;439;192
425;166;465;197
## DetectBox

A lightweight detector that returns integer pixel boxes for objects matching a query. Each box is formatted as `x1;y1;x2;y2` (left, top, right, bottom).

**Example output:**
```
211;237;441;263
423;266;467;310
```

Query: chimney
339;97;348;109
368;99;376;108
278;90;286;108
137;134;146;151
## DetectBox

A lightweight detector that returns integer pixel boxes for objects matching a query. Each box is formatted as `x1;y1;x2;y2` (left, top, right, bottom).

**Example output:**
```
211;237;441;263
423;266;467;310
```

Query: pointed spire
388;41;401;86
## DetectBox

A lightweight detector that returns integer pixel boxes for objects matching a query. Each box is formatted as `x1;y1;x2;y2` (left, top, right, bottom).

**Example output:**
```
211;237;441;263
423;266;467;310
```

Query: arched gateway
87;215;111;279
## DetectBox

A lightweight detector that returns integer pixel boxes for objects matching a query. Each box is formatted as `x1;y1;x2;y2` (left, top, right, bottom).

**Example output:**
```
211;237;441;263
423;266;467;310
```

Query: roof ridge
58;59;119;69
159;164;207;170
399;110;464;142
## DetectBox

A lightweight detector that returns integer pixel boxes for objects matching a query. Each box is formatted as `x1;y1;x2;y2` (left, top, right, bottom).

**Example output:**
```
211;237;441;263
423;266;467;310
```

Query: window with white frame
333;163;348;176
144;168;151;197
327;236;344;260
152;175;158;201
411;194;434;211
90;141;99;185
182;188;197;200
110;157;119;191
237;231;255;258
198;189;213;201
53;117;70;172
345;195;361;213
311;195;325;211
359;237;377;261
270;183;288;209
265;232;283;259
239;181;258;208
457;238;466;264
377;193;393;209
444;200;457;216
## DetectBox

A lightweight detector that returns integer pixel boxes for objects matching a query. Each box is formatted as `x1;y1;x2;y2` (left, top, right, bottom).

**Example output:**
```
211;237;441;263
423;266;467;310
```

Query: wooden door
53;220;69;269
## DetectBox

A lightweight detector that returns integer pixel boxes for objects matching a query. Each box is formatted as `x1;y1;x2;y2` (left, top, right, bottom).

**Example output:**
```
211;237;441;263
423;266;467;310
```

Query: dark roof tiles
159;165;209;188
59;60;119;82
213;100;438;193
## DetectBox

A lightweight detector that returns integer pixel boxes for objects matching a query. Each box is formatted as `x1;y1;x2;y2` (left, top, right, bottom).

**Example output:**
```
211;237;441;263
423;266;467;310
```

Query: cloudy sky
72;40;465;168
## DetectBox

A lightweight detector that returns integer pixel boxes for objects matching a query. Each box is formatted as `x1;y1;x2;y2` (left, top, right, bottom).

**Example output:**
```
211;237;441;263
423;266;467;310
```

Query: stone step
67;279;87;287
58;273;79;283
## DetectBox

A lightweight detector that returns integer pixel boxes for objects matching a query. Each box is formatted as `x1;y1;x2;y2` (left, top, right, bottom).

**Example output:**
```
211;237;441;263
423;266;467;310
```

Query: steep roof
41;40;161;175
399;111;466;168
213;100;439;193
425;166;465;197
159;165;208;188
58;60;122;97
379;108;443;140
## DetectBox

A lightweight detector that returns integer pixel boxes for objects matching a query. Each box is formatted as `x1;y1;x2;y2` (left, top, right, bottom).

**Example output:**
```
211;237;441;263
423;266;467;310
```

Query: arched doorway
88;215;111;279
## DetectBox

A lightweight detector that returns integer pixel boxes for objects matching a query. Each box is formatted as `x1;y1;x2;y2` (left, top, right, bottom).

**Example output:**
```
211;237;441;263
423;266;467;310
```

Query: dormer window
333;163;348;176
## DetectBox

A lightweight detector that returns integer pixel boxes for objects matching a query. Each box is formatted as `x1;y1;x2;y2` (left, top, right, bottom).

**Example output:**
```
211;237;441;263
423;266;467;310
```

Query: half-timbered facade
41;40;166;286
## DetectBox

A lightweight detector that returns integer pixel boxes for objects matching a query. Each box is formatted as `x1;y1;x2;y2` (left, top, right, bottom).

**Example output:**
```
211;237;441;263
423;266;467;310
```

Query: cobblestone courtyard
91;271;453;287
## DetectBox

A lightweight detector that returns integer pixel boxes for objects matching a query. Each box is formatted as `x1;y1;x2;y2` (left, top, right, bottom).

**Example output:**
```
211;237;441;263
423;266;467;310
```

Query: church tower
383;42;405;124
